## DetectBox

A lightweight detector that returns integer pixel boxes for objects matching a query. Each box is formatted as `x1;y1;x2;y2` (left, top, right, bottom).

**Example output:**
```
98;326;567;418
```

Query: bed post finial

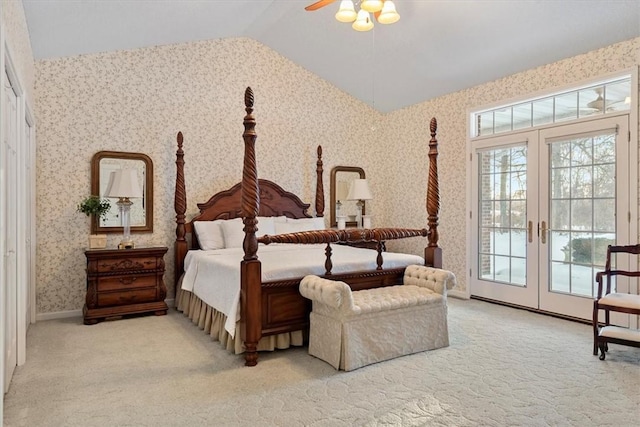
175;131;188;288
425;117;442;268
316;145;325;217
242;87;259;261
241;87;262;367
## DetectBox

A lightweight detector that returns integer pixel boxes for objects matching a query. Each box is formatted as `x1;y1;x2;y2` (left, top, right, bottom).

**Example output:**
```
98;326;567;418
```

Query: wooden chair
592;244;640;360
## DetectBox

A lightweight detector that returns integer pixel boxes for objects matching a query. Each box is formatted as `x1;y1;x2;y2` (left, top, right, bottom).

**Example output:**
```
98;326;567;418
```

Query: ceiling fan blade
305;0;337;11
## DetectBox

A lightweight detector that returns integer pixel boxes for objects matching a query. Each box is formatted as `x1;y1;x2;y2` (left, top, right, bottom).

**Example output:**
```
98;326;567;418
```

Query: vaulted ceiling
22;0;640;112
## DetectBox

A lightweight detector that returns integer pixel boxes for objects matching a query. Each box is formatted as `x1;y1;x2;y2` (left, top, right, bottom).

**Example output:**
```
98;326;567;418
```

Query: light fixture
335;0;357;22
346;178;373;228
105;168;142;249
352;9;374;31
377;0;400;24
360;0;383;13
334;0;400;32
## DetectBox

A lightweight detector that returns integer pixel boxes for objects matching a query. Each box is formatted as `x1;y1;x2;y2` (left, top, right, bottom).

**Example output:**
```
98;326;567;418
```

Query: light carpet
3;299;639;426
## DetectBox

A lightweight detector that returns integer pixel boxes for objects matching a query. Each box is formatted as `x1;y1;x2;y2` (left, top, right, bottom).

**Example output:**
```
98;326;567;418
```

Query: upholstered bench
299;265;457;371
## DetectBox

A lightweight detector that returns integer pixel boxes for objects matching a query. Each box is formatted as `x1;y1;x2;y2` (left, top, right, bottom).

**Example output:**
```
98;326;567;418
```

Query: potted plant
77;195;111;249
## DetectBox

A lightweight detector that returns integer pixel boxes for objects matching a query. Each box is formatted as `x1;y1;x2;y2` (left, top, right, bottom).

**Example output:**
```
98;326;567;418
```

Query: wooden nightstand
84;247;168;325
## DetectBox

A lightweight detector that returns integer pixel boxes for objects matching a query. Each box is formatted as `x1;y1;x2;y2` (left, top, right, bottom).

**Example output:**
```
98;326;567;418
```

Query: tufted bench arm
403;265;457;296
299;275;354;314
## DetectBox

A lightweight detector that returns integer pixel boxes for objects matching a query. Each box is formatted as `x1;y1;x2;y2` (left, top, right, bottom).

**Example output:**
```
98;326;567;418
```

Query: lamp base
118;241;135;250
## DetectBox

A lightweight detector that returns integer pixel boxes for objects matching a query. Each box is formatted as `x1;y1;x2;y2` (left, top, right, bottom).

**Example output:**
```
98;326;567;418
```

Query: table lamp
105;168;143;249
346;178;373;228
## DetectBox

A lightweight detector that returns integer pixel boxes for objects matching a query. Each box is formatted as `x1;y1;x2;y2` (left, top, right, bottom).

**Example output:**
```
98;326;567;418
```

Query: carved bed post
240;87;262;367
174;132;188;291
316;145;325;217
425;117;443;268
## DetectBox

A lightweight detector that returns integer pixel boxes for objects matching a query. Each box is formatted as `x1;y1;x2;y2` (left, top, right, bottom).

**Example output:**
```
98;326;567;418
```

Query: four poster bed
174;87;443;366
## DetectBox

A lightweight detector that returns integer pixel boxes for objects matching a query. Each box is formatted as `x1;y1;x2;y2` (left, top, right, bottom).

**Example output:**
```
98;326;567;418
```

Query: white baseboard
36;309;82;321
448;289;471;300
35;298;176;322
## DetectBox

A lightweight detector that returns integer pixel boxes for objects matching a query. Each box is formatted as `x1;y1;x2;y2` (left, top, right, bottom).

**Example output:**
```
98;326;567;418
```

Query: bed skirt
175;287;304;354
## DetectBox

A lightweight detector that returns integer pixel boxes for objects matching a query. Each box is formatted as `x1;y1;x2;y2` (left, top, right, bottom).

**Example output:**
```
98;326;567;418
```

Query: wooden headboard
173;133;325;284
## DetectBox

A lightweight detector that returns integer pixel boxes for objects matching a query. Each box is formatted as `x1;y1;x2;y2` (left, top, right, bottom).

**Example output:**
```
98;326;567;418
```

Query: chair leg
598;342;607;360
592;302;599;356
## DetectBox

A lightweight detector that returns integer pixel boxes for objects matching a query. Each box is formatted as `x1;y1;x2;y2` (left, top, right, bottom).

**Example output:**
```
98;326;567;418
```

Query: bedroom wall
34;35;640;315
34;38;383;314
2;0;36;101
381;37;640;297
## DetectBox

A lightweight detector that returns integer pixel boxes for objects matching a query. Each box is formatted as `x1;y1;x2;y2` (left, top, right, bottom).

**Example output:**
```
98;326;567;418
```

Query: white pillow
275;221;313;234
193;220;225;250
221;217;276;248
275;217;325;234
269;215;288;224
286;217;326;230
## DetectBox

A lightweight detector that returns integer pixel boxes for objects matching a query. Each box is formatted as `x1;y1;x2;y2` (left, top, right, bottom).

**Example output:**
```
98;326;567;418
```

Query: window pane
606;80;631;112
511;230;526;258
571;166;593;198
571;264;594;296
593;164;615;197
551;168;570;199
551;231;570;262
477;112;494;136
551;261;570;293
511;200;526;228
555;91;578;122
571;200;593;230
594;199;615;232
511;257;526;286
513;103;531;130
480;254;494;280
533;97;554;126
494;108;512;133
551;200;570;230
579;88;600;118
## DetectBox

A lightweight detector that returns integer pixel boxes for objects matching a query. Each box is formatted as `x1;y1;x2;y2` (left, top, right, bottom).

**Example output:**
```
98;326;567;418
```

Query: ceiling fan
305;0;400;31
585;88;624;112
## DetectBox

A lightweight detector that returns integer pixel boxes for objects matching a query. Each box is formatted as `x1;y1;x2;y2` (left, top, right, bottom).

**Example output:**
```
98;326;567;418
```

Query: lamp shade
360;0;383;13
105;169;143;199
352;9;374;31
335;0;357;22
347;179;373;200
377;0;400;24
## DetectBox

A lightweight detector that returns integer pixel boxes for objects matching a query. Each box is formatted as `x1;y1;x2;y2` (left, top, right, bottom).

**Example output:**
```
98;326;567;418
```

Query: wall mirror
91;151;153;234
330;166;366;228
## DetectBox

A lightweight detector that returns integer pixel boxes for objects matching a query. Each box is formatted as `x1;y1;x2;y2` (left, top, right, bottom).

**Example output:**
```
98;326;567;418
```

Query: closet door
3;69;18;392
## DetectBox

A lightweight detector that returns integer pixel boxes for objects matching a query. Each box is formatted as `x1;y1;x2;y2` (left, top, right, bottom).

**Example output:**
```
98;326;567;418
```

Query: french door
471;115;631;321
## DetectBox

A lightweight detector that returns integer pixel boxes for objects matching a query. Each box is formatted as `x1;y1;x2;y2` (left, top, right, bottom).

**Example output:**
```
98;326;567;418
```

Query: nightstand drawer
96;256;159;273
97;274;157;292
97;288;157;306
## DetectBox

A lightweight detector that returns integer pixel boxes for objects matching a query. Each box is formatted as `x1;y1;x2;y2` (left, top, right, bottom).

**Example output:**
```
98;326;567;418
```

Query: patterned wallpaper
34;35;639;313
34;38;383;313
381;37;640;298
2;0;35;104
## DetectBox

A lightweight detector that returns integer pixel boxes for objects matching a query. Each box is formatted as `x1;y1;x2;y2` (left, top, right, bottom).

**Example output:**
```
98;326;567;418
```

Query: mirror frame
91;151;154;234
330;166;366;228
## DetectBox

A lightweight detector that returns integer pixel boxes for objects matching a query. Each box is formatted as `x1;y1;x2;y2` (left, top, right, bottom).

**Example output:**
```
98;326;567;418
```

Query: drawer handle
119;277;138;285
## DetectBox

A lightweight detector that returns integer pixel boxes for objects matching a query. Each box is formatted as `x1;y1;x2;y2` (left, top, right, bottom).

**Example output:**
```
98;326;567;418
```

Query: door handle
527;221;533;243
540;221;547;244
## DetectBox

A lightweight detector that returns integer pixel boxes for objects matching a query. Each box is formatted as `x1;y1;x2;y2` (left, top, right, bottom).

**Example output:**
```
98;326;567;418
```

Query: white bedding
181;244;424;338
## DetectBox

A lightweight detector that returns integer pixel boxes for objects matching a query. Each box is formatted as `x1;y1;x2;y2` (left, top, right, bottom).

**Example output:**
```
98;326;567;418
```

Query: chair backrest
597;244;640;297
